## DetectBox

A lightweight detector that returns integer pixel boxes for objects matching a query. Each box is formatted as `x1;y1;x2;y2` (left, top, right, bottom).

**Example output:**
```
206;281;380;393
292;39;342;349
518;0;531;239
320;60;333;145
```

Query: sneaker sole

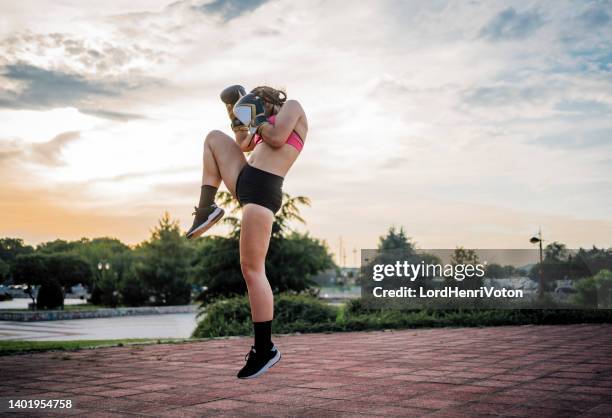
186;207;224;240
238;349;281;379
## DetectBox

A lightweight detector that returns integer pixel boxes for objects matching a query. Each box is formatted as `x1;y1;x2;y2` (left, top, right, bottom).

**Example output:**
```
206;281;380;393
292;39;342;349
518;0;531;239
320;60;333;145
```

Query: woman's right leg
201;130;246;197
187;130;246;239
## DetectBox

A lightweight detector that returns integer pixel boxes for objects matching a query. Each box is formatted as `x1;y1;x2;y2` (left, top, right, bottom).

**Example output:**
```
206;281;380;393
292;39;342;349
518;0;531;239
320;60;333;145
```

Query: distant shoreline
0;305;198;322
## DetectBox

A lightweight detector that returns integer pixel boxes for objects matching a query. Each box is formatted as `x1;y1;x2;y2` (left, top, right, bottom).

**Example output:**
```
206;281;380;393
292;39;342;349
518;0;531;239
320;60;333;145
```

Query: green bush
192;293;612;339
192;293;338;338
341;308;612;331
120;274;149;307
97;273;119;307
344;298;379;315
192;296;253;338
574;269;612;308
37;280;64;310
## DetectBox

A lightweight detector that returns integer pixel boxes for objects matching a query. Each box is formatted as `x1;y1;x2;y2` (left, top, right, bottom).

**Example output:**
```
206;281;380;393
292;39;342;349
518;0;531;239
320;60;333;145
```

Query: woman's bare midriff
249;143;299;177
248;120;307;177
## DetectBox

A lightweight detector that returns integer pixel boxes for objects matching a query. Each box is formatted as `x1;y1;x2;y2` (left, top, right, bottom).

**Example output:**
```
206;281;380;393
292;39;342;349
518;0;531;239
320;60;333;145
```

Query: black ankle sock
198;185;218;208
253;320;273;352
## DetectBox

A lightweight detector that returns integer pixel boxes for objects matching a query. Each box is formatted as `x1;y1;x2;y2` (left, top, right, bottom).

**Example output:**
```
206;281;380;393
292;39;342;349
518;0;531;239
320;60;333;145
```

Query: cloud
0;64;112;107
86;166;198;184
0;31;167;75
0;0;611;250
194;0;269;21
0;131;81;167
479;7;543;41
0;147;21;163
579;4;611;27
0;63;157;120
31;131;81;165
79;108;146;121
0;30;169;120
554;99;611;114
531;129;612;150
463;83;547;107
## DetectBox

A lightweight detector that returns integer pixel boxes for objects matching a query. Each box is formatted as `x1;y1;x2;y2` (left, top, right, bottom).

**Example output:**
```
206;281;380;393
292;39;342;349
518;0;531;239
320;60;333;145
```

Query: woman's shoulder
283;99;305;114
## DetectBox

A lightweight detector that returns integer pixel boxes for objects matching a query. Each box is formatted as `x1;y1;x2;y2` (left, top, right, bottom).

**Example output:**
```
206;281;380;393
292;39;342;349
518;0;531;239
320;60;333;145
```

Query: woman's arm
258;100;304;148
235;130;255;152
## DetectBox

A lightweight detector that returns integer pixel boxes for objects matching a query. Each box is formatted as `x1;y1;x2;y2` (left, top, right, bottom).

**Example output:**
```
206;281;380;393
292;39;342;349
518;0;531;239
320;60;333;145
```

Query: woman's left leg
240;204;274;323
236;203;281;378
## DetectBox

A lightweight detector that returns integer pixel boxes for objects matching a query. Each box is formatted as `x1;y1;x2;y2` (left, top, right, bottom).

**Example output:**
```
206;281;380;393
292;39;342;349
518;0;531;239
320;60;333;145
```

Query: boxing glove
220;85;247;132
233;93;269;134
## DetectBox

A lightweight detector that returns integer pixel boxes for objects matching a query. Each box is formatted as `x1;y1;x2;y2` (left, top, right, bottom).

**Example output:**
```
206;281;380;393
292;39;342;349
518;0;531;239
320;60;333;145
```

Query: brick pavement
1;324;611;417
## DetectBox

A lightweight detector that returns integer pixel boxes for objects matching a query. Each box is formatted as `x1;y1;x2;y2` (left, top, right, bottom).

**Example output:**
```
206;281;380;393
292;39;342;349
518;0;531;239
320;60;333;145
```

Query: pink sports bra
253;115;304;151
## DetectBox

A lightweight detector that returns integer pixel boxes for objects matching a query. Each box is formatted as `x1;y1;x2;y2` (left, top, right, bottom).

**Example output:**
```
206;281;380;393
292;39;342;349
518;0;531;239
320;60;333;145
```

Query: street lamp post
95;261;111;302
530;230;544;299
97;262;111;276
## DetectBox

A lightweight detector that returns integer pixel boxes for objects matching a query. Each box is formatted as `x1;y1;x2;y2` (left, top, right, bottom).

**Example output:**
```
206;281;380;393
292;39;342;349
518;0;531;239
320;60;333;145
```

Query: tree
0;238;34;282
193;192;335;303
12;254;48;287
134;212;192;305
192;236;243;301
574;269;612;308
97;272;119;307
447;247;483;291
36;237;134;304
485;263;505;278
12;253;92;309
544;242;569;262
378;226;416;254
73;238;131;264
44;253;93;289
575;247;612;277
216;190;312;238
36;239;80;254
272;194;310;237
119;273;148;307
72;238;133;284
267;232;334;293
526;242;607;289
0;258;9;281
0;238;34;264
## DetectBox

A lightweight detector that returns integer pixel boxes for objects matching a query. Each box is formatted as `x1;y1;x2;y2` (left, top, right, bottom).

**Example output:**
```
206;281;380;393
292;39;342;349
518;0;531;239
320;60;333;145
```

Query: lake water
0;299;197;341
0;313;198;341
0;293;353;341
0;298;87;310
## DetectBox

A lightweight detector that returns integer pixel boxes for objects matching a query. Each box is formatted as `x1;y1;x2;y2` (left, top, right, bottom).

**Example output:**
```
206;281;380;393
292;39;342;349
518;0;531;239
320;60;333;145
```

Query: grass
62;303;101;311
0;338;193;356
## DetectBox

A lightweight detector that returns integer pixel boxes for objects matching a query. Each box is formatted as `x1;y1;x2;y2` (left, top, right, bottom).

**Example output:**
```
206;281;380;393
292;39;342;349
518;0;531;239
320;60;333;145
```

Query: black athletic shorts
236;164;284;214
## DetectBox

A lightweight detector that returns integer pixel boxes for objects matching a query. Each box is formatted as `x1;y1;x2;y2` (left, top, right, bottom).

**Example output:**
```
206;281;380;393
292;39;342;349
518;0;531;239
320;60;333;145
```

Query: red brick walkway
1;324;612;417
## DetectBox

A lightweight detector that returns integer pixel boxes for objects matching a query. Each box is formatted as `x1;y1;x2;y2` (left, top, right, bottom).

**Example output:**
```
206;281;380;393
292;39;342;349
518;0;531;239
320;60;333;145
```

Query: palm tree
215;191;311;237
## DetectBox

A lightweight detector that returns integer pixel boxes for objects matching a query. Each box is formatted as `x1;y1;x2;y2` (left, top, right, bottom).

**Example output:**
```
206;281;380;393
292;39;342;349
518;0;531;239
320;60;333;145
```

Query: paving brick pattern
1;324;611;417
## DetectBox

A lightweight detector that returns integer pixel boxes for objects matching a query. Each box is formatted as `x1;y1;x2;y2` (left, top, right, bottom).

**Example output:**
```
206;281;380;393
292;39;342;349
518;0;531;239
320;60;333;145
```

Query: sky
0;0;611;264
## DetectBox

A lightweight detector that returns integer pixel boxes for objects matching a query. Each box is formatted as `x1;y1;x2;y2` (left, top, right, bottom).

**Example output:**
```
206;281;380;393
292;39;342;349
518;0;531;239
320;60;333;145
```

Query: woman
186;85;307;379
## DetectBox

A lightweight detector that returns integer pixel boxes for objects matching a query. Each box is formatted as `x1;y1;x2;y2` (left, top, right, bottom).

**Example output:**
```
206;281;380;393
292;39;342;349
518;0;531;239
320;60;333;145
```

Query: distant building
311;269;338;286
484;277;538;291
340;267;360;280
66;283;89;300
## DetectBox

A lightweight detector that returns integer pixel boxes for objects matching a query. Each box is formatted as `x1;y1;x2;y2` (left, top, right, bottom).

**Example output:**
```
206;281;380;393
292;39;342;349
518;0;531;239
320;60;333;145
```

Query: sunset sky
1;0;611;263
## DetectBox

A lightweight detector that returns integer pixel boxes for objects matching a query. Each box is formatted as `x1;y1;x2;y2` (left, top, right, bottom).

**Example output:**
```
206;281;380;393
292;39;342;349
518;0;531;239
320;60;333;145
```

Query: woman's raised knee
204;129;224;145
